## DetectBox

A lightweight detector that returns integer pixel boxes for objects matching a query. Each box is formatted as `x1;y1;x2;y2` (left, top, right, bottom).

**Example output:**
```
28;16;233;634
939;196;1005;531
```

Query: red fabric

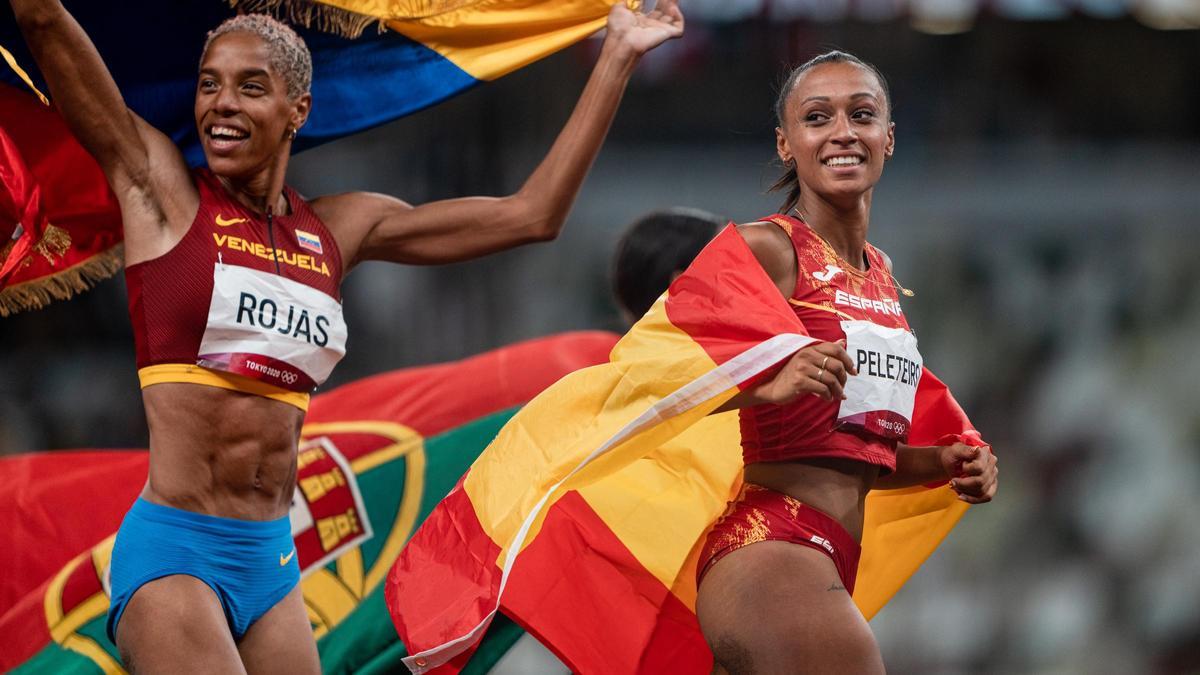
0;125;46;285
125;169;343;371
0;84;121;290
697;483;862;595
504;491;713;675
306;331;618;437
739;214;911;470
663;224;809;371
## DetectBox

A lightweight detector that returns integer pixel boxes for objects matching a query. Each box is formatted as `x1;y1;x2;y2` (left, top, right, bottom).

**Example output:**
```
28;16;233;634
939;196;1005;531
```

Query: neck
794;192;872;271
215;145;291;215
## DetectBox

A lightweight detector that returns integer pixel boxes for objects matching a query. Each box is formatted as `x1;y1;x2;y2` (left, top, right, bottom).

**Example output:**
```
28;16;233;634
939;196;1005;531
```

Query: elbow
507;194;566;244
12;3;61;31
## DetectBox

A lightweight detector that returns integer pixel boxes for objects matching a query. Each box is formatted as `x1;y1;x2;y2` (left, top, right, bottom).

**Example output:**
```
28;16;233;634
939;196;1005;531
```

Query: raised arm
10;0;193;259
322;0;685;270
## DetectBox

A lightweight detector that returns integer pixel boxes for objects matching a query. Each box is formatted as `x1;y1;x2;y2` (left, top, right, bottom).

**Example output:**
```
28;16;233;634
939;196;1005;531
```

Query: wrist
598;36;641;73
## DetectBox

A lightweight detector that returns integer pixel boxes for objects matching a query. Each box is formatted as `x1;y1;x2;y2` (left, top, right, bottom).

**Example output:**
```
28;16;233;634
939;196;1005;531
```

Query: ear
775;127;792;165
290;92;313;132
884;121;896;160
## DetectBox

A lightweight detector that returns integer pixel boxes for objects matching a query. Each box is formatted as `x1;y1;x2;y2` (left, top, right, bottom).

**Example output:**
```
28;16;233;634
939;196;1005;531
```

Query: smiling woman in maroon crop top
694;52;1001;674
9;1;685;671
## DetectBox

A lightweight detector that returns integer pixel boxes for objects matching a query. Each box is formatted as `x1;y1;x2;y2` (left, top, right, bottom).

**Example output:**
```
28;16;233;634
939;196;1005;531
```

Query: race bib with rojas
198;263;347;392
836;320;922;441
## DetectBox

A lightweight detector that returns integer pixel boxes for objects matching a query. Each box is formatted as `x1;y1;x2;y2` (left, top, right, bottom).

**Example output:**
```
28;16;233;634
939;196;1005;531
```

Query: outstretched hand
604;0;685;58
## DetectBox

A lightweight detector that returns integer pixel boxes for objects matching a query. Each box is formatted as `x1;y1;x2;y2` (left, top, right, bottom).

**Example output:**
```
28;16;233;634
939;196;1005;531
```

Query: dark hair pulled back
768;50;892;215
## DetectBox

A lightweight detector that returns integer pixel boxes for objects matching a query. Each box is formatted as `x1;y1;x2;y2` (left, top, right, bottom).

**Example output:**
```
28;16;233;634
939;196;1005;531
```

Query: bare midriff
744;457;882;542
140;383;304;521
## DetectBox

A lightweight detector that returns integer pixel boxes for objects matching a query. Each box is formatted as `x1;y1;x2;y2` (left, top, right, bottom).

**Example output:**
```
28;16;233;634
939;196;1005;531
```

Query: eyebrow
800;92;880;104
198;67;271;79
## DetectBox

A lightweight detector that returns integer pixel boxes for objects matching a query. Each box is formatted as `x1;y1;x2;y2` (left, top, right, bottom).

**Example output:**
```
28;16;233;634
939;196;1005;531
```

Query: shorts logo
295;230;323;255
813;264;841;282
809;534;835;555
279;549;296;566
216;214;248;227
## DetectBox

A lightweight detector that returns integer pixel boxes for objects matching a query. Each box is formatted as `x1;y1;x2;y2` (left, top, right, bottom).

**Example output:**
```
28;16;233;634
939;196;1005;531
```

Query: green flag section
0;331;618;674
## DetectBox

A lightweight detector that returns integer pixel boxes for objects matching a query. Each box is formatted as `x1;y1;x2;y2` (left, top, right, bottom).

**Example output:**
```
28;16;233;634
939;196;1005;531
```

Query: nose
213;84;240;115
830;112;857;145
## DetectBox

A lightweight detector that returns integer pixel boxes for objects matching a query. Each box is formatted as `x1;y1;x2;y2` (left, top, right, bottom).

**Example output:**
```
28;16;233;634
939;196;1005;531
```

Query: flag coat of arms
387;225;987;673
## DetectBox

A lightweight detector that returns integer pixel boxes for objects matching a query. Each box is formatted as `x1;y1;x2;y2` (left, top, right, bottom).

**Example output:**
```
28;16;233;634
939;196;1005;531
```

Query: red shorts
697;483;862;595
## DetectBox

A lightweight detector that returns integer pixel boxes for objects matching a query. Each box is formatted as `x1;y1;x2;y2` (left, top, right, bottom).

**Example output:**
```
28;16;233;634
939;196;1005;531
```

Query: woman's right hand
746;340;858;405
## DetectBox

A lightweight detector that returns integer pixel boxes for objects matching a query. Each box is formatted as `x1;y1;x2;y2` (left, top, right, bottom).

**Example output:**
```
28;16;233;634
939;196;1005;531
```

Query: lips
205;123;250;154
822;155;864;168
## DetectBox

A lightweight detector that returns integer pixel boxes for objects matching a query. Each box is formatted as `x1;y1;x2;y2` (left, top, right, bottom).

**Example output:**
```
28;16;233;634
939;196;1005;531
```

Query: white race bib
836;320;922;441
198;263;347;392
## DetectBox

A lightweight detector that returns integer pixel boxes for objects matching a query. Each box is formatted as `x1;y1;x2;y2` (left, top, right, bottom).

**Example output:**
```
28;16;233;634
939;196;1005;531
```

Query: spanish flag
386;226;986;673
0;0;619;314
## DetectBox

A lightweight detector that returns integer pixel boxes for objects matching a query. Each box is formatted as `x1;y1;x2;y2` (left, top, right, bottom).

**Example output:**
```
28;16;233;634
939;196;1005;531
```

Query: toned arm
318;1;685;272
11;0;196;261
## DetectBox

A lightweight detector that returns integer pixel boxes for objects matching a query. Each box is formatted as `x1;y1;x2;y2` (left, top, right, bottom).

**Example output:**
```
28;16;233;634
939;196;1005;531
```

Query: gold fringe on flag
0;243;124;317
225;0;485;38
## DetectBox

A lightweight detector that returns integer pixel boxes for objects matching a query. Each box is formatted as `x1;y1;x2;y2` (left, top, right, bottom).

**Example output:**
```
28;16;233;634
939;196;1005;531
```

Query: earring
289;127;298;141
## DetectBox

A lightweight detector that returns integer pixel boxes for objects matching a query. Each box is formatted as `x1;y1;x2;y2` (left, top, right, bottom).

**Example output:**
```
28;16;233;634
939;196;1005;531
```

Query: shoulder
309;191;414;232
736;220;796;294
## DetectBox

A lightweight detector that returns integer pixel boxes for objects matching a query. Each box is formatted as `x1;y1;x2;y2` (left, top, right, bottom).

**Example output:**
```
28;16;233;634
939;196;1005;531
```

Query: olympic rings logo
282;372;299;385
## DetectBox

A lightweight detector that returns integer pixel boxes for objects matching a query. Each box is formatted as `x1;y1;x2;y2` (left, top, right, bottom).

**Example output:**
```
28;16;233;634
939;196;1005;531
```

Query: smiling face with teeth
194;31;311;185
775;60;895;210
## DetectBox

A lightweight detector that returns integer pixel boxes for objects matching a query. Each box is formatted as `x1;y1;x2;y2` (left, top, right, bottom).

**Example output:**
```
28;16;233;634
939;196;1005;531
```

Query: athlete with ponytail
695;52;999;674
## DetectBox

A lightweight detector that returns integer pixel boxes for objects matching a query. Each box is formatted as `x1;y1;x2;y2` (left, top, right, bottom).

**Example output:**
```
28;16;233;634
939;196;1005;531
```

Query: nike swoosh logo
279;549;296;566
215;214;248;227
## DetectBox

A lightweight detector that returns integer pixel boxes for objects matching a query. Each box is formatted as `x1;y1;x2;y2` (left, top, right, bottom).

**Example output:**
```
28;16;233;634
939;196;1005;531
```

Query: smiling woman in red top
695;51;999;674
8;1;684;672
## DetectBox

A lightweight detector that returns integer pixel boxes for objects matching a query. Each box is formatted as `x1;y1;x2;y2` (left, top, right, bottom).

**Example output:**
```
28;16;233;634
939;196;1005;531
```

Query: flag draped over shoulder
387;226;986;674
0;331;616;675
0;0;618;314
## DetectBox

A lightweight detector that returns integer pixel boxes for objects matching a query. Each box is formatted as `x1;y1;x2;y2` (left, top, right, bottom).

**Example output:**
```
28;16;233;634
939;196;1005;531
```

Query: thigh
696;541;883;675
115;574;246;675
237;585;320;675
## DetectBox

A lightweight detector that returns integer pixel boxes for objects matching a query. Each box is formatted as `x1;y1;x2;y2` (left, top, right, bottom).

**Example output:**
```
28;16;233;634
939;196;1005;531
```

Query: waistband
137;364;310;411
127;497;292;538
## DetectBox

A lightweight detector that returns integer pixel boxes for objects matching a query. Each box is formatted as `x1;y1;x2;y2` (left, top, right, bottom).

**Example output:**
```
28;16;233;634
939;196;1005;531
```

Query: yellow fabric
0;43;49;104
320;0;618;81
137;364;310;411
462;303;735;560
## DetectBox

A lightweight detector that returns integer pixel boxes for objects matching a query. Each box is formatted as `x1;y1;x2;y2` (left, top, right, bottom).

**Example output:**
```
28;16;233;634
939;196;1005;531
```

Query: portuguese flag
387;226;987;673
0;331;617;674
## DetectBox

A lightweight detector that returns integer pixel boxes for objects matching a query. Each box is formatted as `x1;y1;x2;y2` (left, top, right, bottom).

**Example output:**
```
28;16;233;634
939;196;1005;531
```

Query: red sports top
125;169;343;409
740;214;913;472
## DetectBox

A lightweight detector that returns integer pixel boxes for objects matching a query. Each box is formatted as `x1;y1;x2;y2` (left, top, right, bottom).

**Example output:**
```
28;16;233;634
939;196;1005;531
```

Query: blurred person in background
611;206;724;324
8;0;683;671
693;51;999;674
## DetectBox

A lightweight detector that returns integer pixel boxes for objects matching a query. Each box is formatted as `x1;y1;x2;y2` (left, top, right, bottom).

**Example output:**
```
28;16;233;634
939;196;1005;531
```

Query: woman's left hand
941;443;999;504
604;0;684;58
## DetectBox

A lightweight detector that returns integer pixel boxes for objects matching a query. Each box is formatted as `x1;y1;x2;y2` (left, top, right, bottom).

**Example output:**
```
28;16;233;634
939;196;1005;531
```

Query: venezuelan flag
387;226;987;674
0;0;619;314
0;331;616;674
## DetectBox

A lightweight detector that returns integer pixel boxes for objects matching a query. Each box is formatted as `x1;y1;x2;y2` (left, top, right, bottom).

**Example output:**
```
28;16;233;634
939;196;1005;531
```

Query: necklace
791;207;915;297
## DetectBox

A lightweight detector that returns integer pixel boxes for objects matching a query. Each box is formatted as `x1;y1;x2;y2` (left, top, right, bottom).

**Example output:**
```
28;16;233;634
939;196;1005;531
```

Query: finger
656;0;684;23
813;365;844;401
950;475;987;496
805;365;834;401
958;458;986;477
953;444;982;462
823;358;849;387
957;493;992;505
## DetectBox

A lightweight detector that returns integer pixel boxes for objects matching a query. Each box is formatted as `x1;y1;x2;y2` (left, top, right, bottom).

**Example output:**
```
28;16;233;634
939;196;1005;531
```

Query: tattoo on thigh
828;583;846;592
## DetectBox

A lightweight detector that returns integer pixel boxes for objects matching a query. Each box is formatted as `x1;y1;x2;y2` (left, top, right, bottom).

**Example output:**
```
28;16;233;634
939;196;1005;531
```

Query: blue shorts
106;498;300;643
